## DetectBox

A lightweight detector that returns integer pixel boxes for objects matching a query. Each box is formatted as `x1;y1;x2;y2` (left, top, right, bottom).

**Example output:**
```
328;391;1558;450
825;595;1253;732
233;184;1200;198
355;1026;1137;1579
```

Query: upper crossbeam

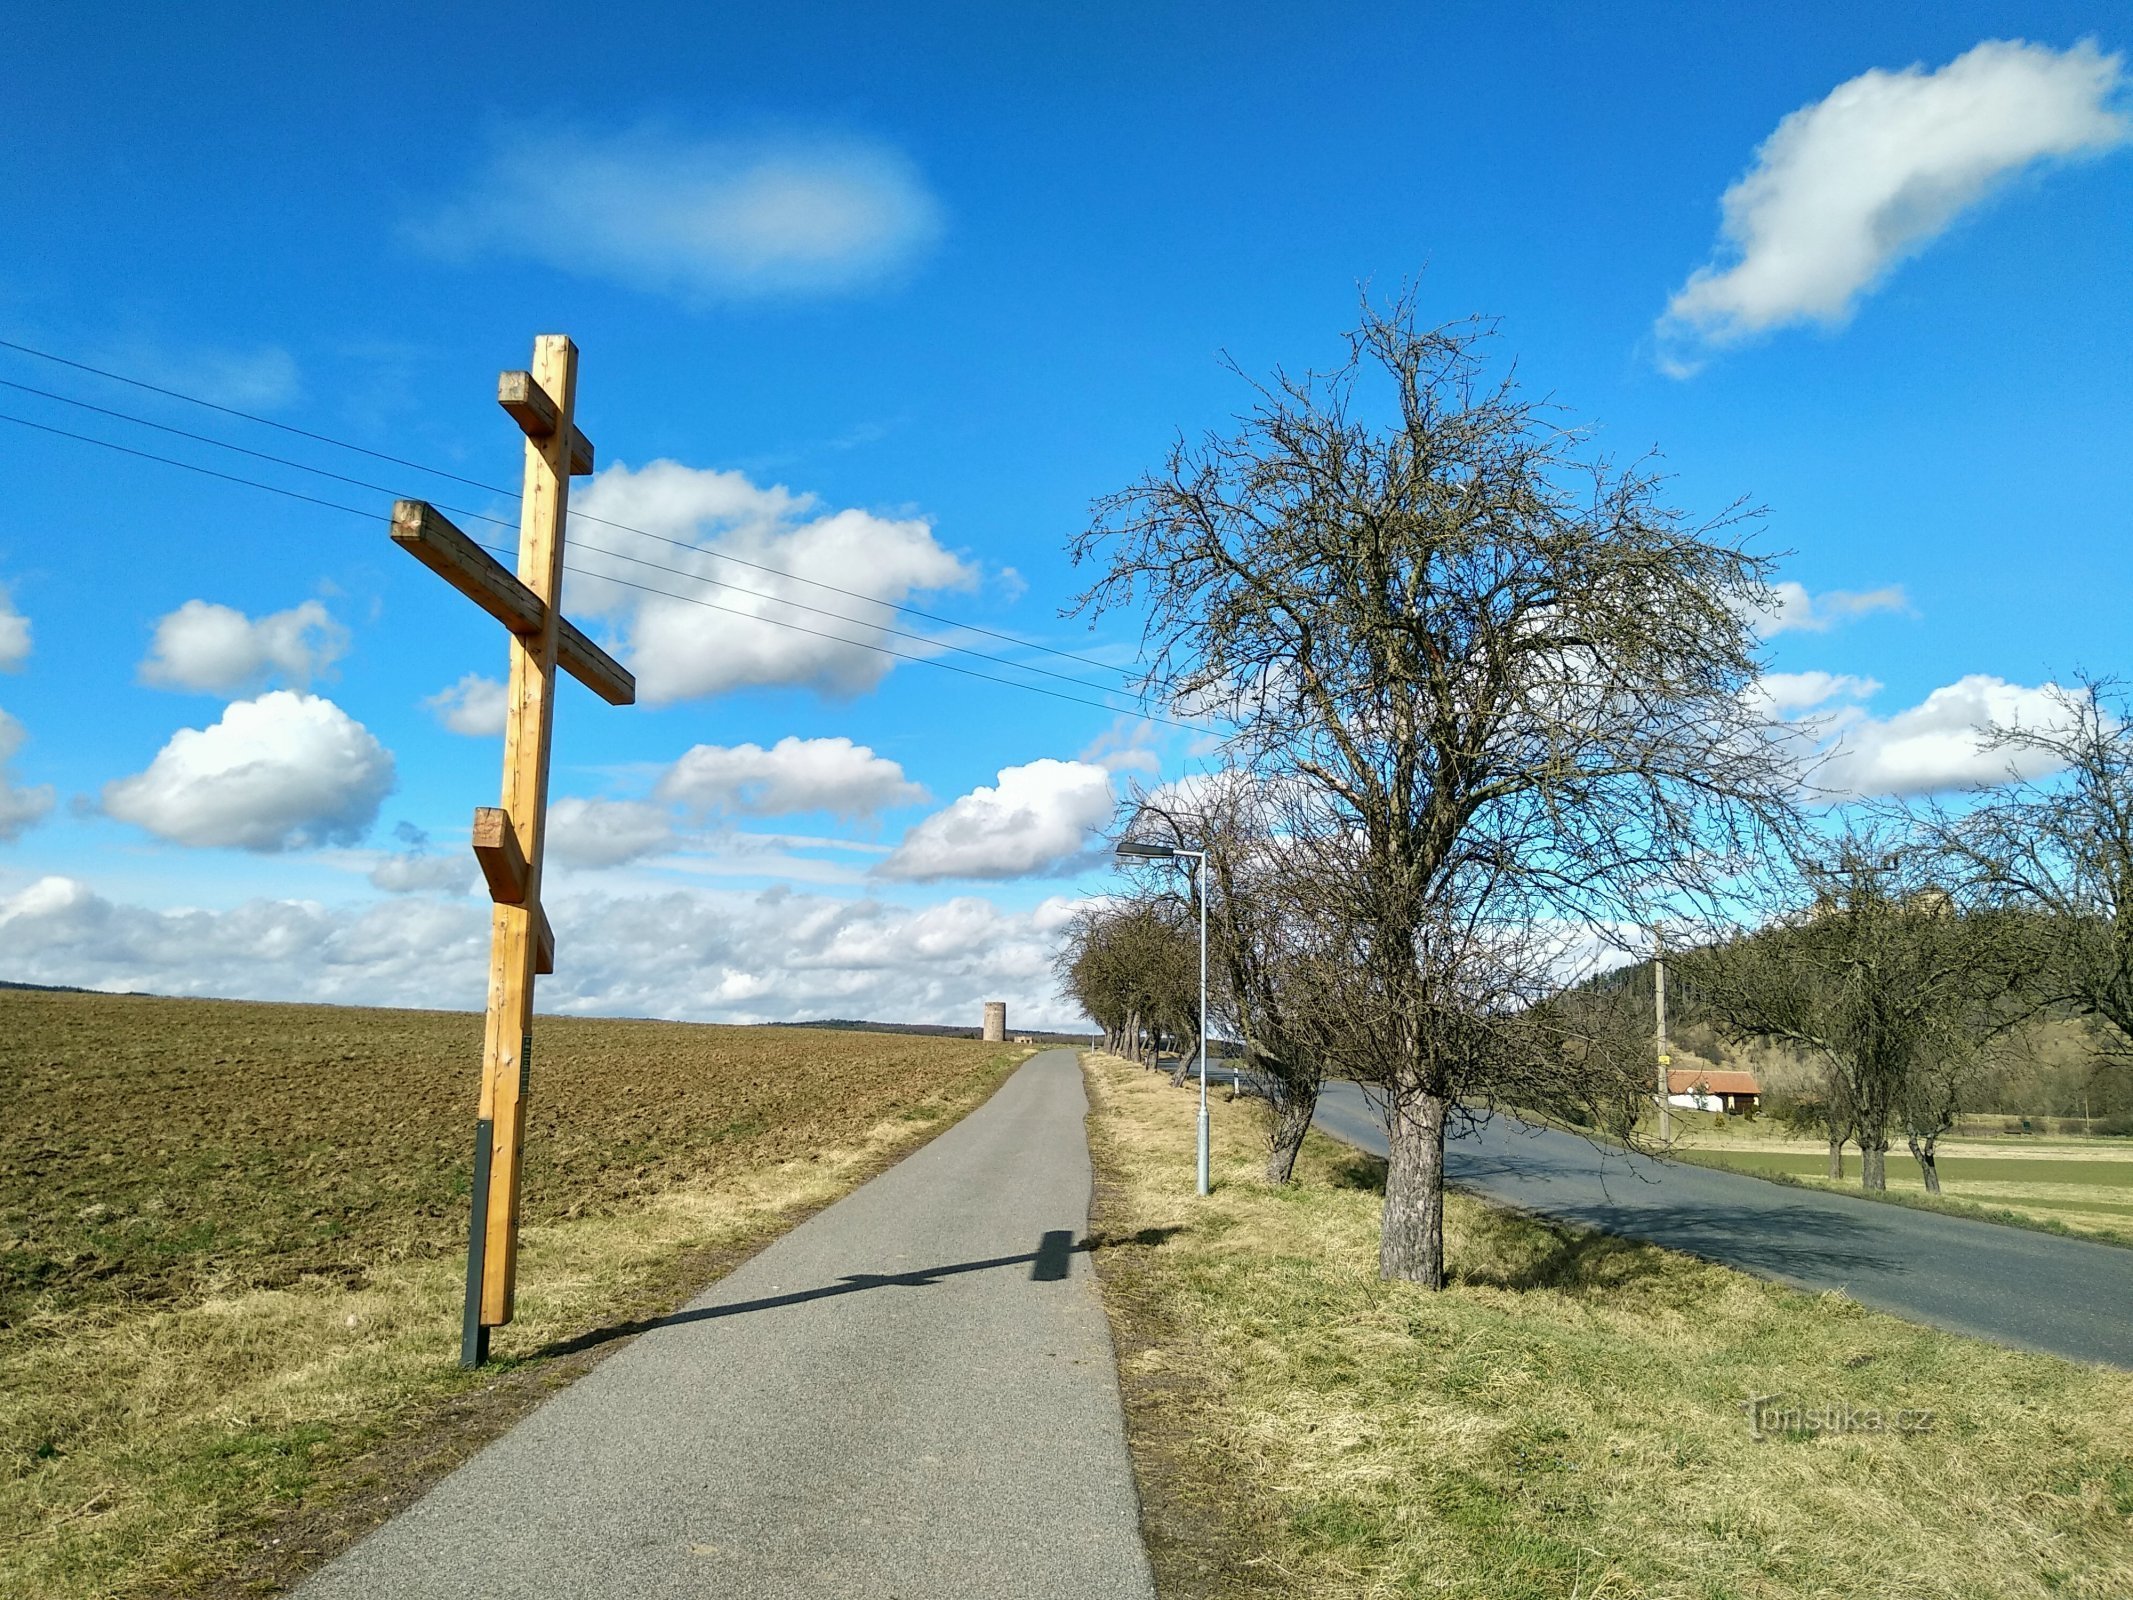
390;499;635;706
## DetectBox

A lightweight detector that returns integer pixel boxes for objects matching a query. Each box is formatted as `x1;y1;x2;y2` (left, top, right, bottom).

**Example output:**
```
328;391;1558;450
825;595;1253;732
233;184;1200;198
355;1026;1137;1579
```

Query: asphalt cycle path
1313;1080;2133;1369
299;1048;1154;1600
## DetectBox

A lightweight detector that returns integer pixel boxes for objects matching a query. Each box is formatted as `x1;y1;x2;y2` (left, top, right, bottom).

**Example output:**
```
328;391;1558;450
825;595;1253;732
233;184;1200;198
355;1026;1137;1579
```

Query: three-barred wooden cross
390;334;633;1367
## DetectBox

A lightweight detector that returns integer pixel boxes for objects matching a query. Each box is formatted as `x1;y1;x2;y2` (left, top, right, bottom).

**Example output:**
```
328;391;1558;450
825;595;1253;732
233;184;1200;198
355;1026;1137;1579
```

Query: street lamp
1115;838;1211;1196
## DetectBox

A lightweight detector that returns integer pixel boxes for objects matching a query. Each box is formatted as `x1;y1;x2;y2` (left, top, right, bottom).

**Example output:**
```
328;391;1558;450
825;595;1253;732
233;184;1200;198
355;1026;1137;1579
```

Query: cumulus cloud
0;581;29;671
1755;670;1883;715
546;797;677;868
420;126;943;302
1080;718;1163;776
369;851;477;895
0;876;488;1008
1660;39;2129;365
656;736;923;819
425;673;509;736
0;708;56;841
139;599;349;693
877;759;1114;882
1756;581;1911;636
565;459;976;702
102;691;395;851
1809;674;2083;797
0;874;1088;1027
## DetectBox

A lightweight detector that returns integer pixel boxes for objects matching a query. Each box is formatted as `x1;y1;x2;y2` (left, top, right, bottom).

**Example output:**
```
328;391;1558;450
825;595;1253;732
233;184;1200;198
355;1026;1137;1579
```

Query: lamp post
1116;838;1211;1195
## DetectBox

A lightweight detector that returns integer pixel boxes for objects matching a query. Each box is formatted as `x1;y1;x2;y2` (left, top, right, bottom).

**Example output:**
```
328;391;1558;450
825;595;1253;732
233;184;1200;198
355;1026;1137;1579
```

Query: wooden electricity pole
390;335;634;1367
1654;928;1671;1143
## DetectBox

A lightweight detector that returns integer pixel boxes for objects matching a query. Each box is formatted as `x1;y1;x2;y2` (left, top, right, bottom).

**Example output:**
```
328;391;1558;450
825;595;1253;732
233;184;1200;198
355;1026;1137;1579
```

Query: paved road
300;1049;1154;1600
1313;1081;2133;1369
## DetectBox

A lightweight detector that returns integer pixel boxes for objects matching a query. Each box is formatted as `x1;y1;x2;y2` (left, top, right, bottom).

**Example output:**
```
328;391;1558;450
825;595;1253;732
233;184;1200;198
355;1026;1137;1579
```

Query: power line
0;376;1135;695
0;406;1206;734
0;373;471;509
466;535;1209;732
0;335;515;497
0;334;1138;682
0;408;394;522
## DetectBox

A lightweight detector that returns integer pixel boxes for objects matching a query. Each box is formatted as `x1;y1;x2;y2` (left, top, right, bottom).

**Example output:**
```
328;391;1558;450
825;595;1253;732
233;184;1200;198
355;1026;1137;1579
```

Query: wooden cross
389;334;634;1367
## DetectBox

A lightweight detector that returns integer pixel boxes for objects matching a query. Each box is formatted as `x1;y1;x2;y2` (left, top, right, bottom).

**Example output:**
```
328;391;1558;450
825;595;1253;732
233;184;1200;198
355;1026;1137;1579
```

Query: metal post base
1197;1106;1211;1196
461;1117;496;1369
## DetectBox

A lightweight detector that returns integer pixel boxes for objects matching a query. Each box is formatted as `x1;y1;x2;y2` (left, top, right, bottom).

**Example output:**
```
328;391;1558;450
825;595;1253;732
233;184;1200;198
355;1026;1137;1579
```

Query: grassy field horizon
1;988;1027;1598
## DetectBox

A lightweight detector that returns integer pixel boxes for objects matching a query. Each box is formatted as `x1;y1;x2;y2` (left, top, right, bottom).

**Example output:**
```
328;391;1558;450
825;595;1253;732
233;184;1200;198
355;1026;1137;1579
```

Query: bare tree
1683;832;2029;1191
1071;296;1800;1285
1054;899;1198;1067
1126;774;1328;1182
1927;676;2133;1063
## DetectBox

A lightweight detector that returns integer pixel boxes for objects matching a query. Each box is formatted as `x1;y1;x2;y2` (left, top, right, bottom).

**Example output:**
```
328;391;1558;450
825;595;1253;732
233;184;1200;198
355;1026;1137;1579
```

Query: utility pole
390;335;635;1366
1654;927;1671;1142
1194;850;1209;1196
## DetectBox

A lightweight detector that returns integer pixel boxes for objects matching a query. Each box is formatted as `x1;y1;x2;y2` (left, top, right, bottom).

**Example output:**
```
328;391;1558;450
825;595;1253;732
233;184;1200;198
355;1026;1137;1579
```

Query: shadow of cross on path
534;1227;1095;1360
296;1048;1158;1600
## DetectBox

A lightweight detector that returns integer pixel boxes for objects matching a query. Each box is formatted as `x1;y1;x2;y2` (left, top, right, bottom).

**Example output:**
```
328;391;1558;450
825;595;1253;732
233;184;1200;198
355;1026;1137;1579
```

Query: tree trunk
1380;1074;1448;1287
1826;1133;1845;1181
1264;1086;1316;1184
1170;1025;1199;1087
1860;1141;1887;1191
1908;1133;1942;1195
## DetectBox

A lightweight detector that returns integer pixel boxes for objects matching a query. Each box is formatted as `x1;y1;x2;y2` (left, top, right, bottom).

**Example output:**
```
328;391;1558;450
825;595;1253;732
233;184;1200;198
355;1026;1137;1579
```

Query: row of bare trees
1678;690;2133;1194
1056;294;2132;1283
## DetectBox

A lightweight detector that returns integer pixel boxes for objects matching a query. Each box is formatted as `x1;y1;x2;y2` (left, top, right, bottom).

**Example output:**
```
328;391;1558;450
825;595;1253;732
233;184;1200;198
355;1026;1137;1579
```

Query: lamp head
1114;840;1177;860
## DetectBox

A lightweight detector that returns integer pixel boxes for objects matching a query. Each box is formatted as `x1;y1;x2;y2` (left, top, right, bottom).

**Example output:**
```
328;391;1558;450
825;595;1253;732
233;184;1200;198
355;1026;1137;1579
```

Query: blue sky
0;2;2126;1024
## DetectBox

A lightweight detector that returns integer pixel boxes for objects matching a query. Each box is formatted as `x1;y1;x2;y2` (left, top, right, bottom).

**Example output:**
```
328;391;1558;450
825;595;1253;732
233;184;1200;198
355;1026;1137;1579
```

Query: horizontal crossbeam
499;371;595;475
469;807;551;971
471;806;529;904
391;500;635;706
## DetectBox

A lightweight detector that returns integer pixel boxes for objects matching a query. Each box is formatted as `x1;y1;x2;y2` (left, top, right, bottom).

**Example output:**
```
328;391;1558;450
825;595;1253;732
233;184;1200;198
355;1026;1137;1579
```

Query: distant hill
770;1018;1093;1043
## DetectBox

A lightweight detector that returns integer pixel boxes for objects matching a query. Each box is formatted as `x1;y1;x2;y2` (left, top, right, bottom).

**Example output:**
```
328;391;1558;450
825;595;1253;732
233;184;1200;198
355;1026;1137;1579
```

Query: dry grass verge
1083;1052;2133;1599
1;990;1025;1598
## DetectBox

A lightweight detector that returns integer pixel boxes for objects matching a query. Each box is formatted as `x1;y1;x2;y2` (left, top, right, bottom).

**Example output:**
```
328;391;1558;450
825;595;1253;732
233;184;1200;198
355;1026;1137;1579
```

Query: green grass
1085;1053;2133;1600
1672;1147;2133;1248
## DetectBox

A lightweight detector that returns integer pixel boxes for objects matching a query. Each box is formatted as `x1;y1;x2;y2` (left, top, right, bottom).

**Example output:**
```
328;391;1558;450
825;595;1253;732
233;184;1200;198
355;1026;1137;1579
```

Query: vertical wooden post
1654;929;1671;1143
467;335;579;1353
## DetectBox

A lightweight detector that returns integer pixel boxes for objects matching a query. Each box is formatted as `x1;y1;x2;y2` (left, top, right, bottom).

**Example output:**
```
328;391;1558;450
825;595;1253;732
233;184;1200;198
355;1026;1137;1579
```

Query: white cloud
369;851;477;895
1080;717;1163;776
0;581;30;671
546;797;676;868
1812;674;2082;797
1757;581;1911;636
656;736;923;819
1661;39;2129;363
139;599;349;694
102;691;395;851
100;340;300;409
421;126;943;302
565;459;976;702
877;759;1114;882
425;673;509;737
0;708;56;841
0;874;1089;1028
1754;670;1883;715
